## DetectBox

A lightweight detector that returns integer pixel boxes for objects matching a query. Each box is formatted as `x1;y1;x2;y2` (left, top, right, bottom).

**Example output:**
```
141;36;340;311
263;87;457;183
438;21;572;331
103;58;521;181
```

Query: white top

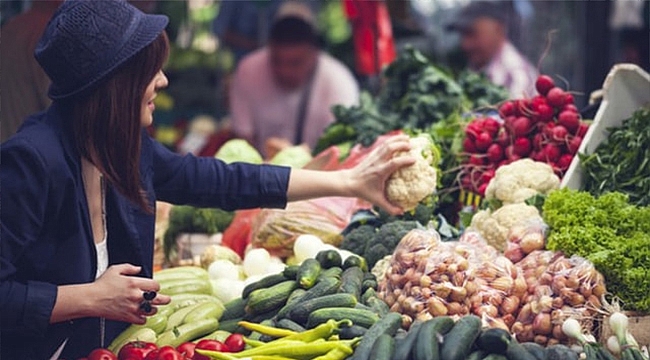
230;48;360;155
95;238;109;279
483;41;538;98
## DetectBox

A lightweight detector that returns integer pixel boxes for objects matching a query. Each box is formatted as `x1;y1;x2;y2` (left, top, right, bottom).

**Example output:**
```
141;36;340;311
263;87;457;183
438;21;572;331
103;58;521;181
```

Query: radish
478;182;488;196
468;154;485;166
496;129;510;148
463;137;478;153
577;122;589;137
475;132;493;152
546;87;566;108
465;122;482;140
541;143;561;163
513;137;532;157
542;122;556;138
532;133;545;151
482;117;501;137
480;168;495;184
551;125;569;143
460;174;473;189
564;93;575;105
505;145;521;162
535;75;555;96
486;143;504;163
558;111;580;133
567;135;582;154
499;101;515;118
557;154;573;170
511;117;532;137
563;104;578;113
531;151;545;162
535;103;554;123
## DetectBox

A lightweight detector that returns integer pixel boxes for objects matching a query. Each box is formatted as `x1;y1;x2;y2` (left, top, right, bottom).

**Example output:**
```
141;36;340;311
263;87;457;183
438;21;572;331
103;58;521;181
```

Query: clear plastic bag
504;219;548;264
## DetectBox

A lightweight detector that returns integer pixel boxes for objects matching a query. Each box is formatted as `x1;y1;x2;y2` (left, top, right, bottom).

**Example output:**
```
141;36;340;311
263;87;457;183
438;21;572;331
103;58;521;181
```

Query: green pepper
229;339;358;358
279;319;352;343
312;346;354;360
237;321;297;338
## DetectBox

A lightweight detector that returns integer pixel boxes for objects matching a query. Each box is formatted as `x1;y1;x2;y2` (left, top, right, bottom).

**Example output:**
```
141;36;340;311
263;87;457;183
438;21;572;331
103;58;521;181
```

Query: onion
609;312;628;344
208;260;240;280
607;335;621;355
561;318;586;344
243;248;271;277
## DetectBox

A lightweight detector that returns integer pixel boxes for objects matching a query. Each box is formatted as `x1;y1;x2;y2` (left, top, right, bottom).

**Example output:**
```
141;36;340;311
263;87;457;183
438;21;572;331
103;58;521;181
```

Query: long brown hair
70;32;169;211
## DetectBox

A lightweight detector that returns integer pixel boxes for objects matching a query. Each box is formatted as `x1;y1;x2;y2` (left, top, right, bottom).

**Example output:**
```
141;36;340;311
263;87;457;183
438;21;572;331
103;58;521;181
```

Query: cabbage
215;139;263;164
269;145;312;168
200;245;242;268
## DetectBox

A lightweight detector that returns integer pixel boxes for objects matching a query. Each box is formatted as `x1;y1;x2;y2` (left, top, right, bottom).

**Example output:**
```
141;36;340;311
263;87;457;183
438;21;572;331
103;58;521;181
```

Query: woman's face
141;70;168;127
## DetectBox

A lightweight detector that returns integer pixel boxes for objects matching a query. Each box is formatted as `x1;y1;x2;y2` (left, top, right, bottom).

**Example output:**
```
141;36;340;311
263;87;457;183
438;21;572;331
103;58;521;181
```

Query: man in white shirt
448;1;537;98
230;9;359;157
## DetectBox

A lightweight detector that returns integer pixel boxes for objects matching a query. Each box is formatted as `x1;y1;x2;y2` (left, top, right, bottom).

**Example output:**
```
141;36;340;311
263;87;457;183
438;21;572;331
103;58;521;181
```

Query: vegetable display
580;108;650;206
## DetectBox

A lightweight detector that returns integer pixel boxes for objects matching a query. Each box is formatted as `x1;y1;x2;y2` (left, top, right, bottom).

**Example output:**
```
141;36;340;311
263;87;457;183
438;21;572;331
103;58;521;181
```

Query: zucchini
140;312;167;334
484;355;507;360
519;343;546;360
108;327;156;354
366;296;390;316
315;250;343;269
339;266;364;300
342;255;368;271
276;318;306;333
318;266;343;280
275;288;307;319
194;329;231;343
349;312;402;360
157;318;219;347
467;350;489;360
338;325;368;340
221;297;247;321
276;277;340;319
546;344;578;360
414;317;455;360
246;280;297;315
297;258;321;289
165;303;202;331
184;301;225;324
393;320;425;360
477;328;512;355
368;334;395;360
153;266;209;282
282;264;300;280
159;279;212;296
287;293;357;324
306;307;380;329
505;341;537;360
242;273;287;299
439;315;481;360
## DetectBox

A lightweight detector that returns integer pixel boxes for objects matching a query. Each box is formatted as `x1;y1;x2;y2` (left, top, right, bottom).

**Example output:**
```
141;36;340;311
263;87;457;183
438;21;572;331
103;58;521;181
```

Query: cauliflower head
484;159;560;205
470;203;542;251
386;134;440;211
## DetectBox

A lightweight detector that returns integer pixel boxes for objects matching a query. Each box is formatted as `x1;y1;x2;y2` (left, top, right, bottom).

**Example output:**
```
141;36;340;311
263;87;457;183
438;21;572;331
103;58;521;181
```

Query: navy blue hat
34;0;168;100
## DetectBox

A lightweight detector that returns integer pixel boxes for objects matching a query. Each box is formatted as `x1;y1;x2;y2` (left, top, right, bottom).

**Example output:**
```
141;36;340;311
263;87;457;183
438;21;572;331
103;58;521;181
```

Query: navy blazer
0;104;290;359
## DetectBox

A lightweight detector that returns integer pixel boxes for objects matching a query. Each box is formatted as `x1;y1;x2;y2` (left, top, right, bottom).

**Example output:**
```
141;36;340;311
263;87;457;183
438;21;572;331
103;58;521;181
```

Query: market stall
84;55;650;360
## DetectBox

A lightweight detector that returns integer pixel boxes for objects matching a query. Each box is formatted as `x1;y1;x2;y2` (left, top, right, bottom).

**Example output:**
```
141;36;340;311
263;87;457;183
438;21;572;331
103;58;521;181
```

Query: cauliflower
484;159;560;206
386;134;440;211
470;203;542;251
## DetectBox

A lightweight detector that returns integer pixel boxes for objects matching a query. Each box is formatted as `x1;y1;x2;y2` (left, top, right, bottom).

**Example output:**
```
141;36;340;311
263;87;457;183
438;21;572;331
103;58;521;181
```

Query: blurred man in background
230;3;359;157
448;1;537;98
0;0;62;141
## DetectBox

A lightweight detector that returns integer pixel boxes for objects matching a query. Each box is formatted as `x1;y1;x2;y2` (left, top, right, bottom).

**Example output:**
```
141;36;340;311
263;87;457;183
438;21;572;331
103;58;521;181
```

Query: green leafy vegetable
543;188;650;311
456;70;509;108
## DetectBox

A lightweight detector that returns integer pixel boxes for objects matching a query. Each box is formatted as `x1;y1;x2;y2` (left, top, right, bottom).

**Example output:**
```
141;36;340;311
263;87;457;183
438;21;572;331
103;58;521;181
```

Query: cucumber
484;355;508;360
315;250;343;269
157;318;219;347
276;277;340;319
545;344;578;360
287;293;357;324
218;318;243;333
297;258;321;289
338;325;368;340
165;303;203;331
108;327;157;354
368;334;395;360
439;315;481;360
467;350;489;360
184;301;225;324
414;317;455;360
221;297;247;321
246;280;297;315
244;307;281;324
159;279;212;296
339;266;364;300
318;267;343;280
282;265;300;280
477;328;512;355
275;288;307;319
342;255;368;271
153;266;209;282
505;341;538;360
349;312;402;360
306;307;380;329
242;273;287;299
362;278;378;293
354;303;374;312
393;320;425;360
195;329;231;343
276;318;306;333
520;343;546;360
366;296;389;316
361;288;377;305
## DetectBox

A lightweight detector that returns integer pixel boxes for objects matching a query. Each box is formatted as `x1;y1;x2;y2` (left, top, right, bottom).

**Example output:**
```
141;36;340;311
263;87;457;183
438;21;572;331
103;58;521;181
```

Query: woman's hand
91;264;170;324
344;135;415;215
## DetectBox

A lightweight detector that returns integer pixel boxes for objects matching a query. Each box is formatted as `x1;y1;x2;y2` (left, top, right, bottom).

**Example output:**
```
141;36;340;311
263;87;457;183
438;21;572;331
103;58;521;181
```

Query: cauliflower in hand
484;159;560;206
386;134;440;211
470;203;542;251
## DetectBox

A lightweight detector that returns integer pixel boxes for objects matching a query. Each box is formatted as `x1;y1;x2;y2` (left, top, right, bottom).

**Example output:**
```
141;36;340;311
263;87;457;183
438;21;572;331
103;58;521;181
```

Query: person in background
447;1;537;98
0;0;62;142
230;3;359;157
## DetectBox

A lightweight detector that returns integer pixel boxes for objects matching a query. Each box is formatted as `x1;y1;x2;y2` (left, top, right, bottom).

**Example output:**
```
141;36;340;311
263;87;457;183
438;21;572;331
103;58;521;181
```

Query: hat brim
48;14;169;100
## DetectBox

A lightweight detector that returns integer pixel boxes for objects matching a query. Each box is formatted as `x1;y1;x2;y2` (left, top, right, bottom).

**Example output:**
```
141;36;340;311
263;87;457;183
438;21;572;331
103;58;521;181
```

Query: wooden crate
599;312;650;349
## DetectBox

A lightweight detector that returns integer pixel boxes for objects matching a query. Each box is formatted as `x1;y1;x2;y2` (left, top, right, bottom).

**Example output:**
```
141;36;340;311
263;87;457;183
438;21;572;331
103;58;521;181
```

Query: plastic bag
504;219;548;264
251;197;357;257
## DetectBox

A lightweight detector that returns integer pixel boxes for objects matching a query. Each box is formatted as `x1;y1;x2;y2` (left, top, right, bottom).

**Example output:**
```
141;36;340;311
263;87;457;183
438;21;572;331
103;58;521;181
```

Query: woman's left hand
344;135;415;215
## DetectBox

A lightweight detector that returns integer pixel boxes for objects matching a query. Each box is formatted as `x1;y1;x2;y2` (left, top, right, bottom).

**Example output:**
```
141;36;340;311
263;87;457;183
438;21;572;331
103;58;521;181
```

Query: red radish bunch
460;74;591;195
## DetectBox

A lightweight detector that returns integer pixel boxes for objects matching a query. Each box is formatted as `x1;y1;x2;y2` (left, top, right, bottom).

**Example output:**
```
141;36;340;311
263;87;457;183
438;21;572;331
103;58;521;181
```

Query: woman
0;1;413;359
